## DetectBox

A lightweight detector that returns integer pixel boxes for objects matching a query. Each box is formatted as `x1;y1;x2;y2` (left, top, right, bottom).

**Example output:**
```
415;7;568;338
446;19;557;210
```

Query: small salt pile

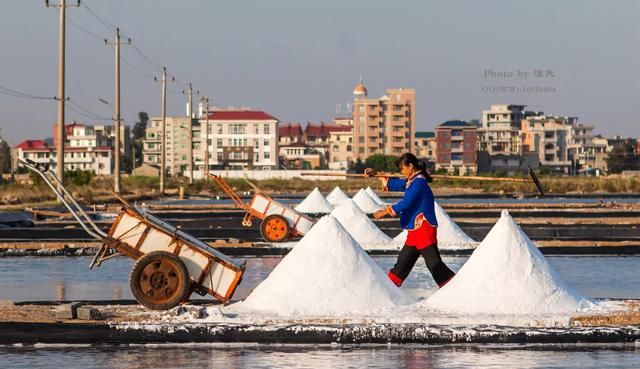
331;199;391;245
294;187;334;214
425;210;591;315
352;188;384;214
238;216;413;315
325;186;350;206
393;201;477;249
365;186;387;206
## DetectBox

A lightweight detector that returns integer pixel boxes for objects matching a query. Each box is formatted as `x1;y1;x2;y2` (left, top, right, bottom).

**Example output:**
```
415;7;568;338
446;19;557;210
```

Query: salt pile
238;216;413;315
294;187;334;214
352;188;384;213
325;186;351;206
330;199;392;245
365;186;387;206
425;210;591;315
393;201;477;249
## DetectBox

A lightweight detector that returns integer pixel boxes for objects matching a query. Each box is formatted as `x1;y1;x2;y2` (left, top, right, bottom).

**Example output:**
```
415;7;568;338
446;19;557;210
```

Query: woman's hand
363;168;377;177
373;209;388;219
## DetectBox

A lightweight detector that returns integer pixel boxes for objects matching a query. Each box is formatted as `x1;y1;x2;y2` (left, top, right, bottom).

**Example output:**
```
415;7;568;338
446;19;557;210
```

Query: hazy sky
0;0;638;144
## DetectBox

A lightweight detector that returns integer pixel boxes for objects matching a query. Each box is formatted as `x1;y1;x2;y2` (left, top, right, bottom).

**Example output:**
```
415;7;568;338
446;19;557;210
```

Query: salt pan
365;186;387;206
393;202;478;249
424;210;591;315
331;199;392;245
294;187;334;214
325;186;350;206
238;216;413;315
352;189;383;214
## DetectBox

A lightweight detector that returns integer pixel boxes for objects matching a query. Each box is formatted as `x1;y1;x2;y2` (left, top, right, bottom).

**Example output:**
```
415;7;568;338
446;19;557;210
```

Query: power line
68;99;111;120
82;2;117;32
121;54;156;79
131;43;164;72
67;15;105;41
0;84;55;100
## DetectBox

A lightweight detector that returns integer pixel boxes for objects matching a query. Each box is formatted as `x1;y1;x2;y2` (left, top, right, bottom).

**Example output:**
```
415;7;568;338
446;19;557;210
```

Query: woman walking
365;153;456;288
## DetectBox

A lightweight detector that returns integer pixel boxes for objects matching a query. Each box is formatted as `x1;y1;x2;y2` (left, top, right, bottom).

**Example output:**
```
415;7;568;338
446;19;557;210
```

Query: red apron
405;213;438;250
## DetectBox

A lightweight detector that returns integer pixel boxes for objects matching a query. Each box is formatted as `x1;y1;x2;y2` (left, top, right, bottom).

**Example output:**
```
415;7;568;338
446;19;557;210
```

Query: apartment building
414;131;436;161
143;116;193;176
478;104;529;155
13;139;113;175
352;82;415;159
198;110;279;173
435;120;478;174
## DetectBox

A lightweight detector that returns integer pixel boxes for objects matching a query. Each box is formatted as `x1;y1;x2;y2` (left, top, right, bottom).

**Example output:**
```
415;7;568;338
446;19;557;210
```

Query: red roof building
206;110;277;121
278;123;304;145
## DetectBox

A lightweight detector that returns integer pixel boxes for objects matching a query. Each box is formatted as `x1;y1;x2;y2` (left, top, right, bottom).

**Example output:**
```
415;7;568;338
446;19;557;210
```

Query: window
359;116;365;123
217;124;223;134
452;153;462;161
359;106;365;113
254;140;260;149
264;152;271;160
263;138;270;146
230;124;245;134
217;138;222;147
254;124;259;134
264;124;270;135
396;94;401;102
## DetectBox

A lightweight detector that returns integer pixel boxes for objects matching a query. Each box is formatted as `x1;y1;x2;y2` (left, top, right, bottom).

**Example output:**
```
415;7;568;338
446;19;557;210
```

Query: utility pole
105;28;130;193
46;0;79;187
201;96;210;181
155;68;174;193
159;68;167;193
182;83;197;184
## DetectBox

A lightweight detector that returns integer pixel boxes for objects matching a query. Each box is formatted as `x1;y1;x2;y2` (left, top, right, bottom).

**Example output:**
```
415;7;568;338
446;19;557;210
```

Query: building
477;104;530;155
435;120;478;174
278;123;304;146
414;131;436;162
327;124;354;169
198;110;279;173
13;139;113;175
520;114;607;174
143;116;193;177
278;143;324;169
352;82;416;159
477;152;539;175
56;122;130;167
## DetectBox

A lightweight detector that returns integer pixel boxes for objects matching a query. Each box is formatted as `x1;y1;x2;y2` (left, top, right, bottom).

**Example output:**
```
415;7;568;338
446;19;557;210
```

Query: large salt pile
424;210;591;315
294;187;334;214
330;199;392;245
393;201;477;249
352;188;384;213
238;216;413;315
325;186;350;206
365;186;387;206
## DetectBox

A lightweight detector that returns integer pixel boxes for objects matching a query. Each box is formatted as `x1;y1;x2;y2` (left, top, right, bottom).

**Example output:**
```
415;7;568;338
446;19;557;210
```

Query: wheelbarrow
19;159;245;310
209;174;315;243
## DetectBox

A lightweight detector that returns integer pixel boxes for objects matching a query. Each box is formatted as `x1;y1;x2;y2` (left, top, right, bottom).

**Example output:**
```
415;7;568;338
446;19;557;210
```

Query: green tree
606;139;639;174
132;112;149;168
0;139;11;174
365;154;398;172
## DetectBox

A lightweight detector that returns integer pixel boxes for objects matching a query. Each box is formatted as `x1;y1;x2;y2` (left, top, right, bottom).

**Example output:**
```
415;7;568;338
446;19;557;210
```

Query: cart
209;174;315;243
19;159;245;310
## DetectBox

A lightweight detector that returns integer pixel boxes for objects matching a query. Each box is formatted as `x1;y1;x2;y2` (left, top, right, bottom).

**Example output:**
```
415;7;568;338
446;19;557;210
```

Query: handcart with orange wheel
209;174;315;243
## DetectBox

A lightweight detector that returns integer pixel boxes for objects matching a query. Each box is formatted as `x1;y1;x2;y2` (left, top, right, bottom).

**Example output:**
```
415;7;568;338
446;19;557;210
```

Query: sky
0;0;638;144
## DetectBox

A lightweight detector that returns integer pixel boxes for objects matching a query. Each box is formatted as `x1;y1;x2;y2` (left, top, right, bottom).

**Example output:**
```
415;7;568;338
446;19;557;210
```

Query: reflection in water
112;285;122;300
1;345;639;369
55;281;65;301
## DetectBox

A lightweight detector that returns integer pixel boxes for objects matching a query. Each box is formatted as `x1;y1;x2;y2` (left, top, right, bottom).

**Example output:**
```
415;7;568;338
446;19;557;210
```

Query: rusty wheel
129;251;190;310
260;214;290;242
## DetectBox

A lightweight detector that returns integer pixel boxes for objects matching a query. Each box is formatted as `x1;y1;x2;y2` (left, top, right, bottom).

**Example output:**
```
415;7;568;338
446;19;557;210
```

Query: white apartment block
14;140;112;175
143;116;193;176
478;104;529;155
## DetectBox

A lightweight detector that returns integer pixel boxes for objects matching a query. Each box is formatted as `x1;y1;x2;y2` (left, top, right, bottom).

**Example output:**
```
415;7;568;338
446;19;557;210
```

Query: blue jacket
385;173;438;229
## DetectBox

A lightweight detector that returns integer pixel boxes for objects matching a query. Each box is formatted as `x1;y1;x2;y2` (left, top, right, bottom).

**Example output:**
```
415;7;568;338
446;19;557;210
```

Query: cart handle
17;158;107;240
208;174;250;211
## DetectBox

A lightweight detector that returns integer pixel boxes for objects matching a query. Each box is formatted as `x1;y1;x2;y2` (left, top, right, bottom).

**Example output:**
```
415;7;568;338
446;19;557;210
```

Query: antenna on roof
346;103;351;113
336;103;341;115
359;75;363;84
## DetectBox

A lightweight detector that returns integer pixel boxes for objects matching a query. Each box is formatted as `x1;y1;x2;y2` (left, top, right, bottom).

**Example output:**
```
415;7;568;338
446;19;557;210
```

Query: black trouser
389;244;455;287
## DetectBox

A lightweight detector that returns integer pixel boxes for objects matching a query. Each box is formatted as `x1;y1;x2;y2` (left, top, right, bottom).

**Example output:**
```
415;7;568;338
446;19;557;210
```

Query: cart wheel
260;214;290;243
129;251;191;310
